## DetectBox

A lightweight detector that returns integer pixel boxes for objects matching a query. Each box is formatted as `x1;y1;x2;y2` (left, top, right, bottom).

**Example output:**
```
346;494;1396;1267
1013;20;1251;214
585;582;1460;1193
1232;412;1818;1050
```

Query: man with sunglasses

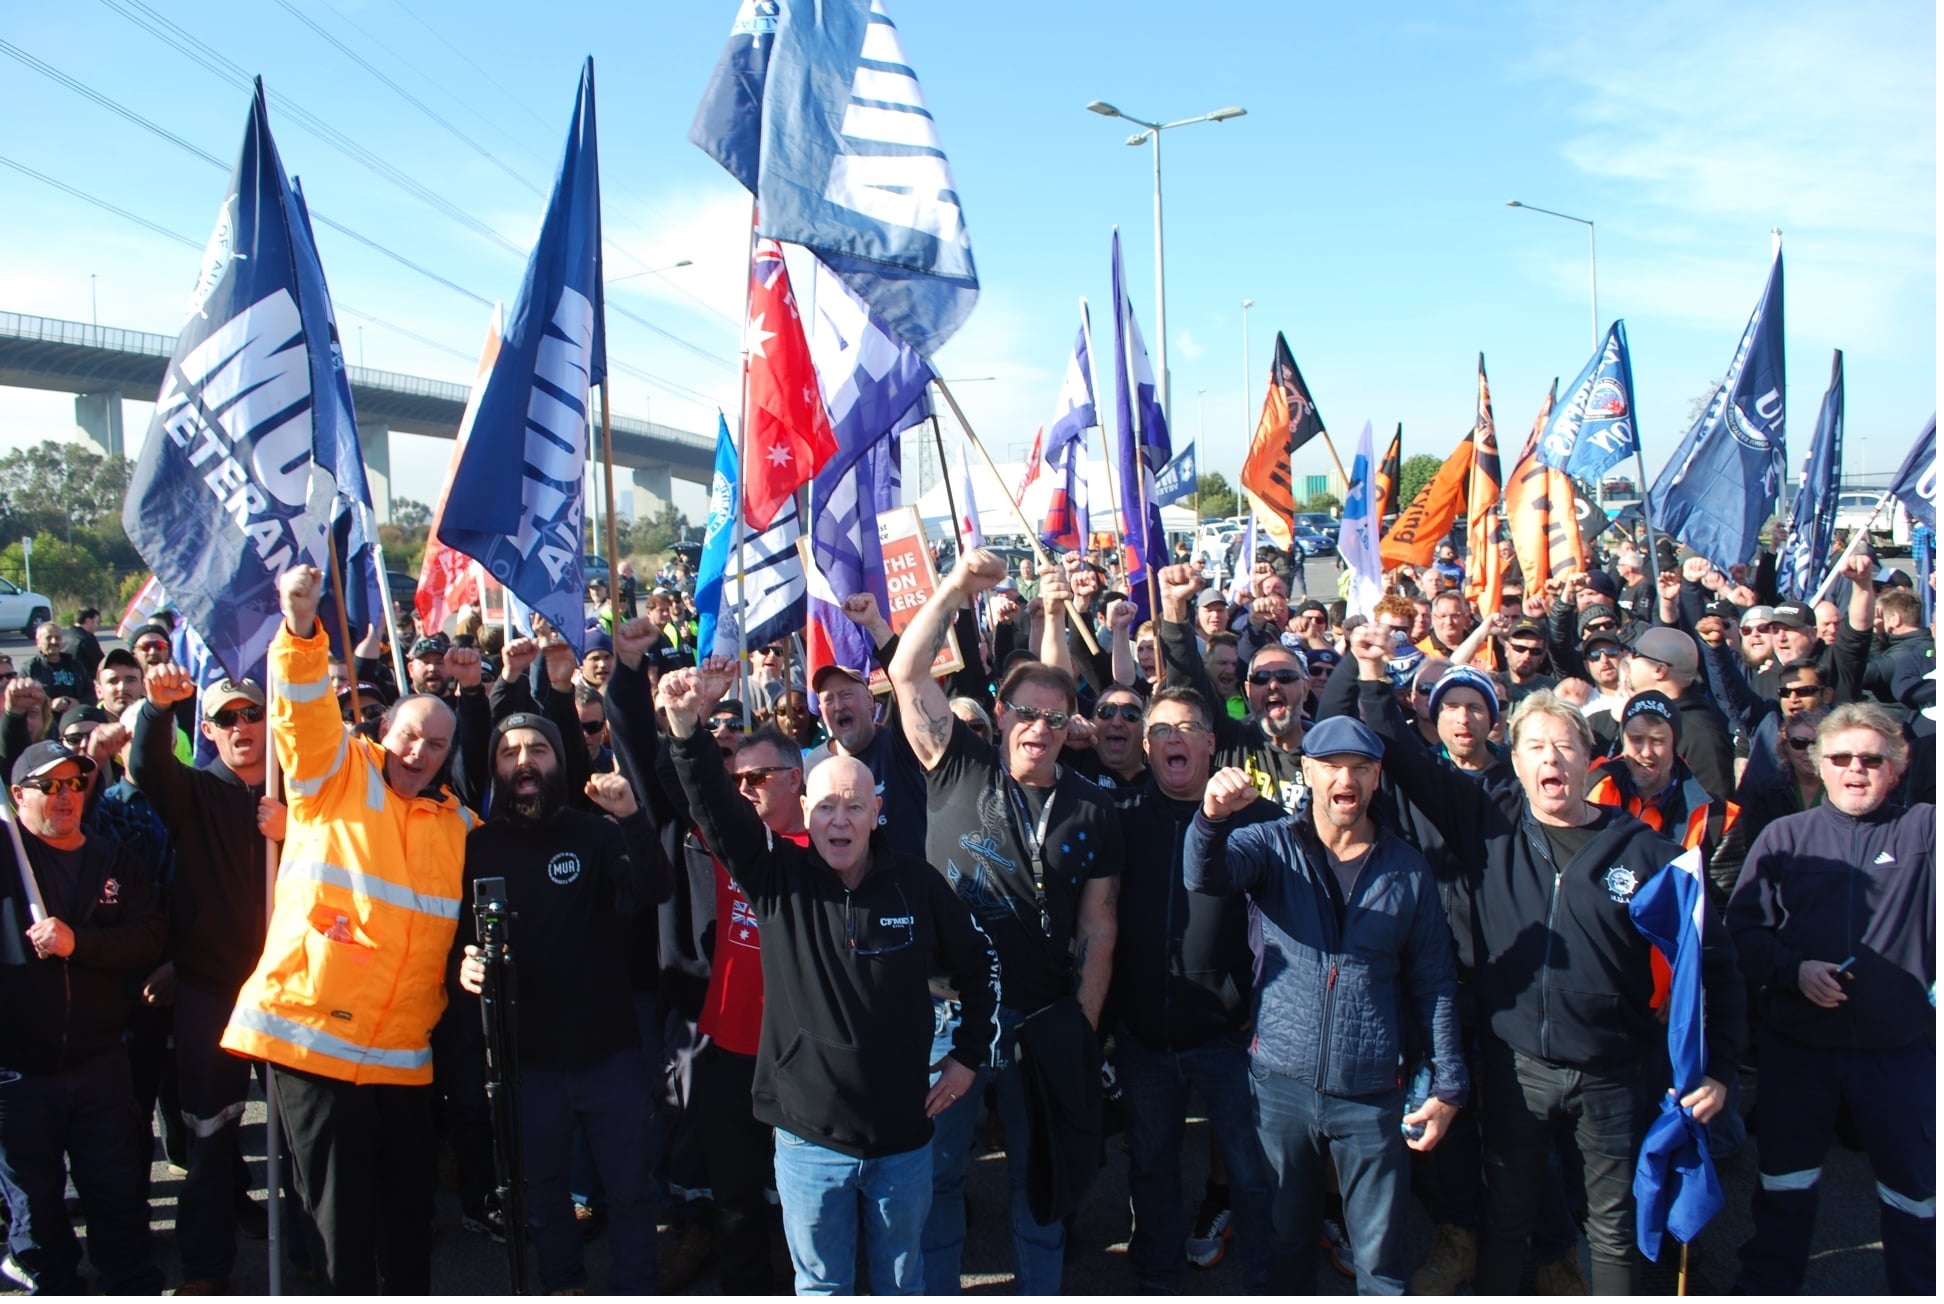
1111;686;1280;1293
662;663;998;1294
0;740;166;1295
889;548;1123;1293
1070;685;1147;790
1291;600;1334;653
1727;702;1935;1296
129;671;284;1292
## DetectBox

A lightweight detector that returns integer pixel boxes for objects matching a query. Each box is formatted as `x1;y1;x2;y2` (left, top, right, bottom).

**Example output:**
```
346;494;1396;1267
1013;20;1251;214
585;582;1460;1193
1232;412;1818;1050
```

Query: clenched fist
499;637;539;681
279;566;324;636
1202;767;1259;821
584;771;639;818
445;646;483;690
946;549;1010;596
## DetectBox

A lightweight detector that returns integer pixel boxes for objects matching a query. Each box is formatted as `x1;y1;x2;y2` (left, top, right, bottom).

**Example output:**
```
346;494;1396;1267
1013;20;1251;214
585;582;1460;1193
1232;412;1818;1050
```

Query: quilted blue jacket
1185;807;1467;1106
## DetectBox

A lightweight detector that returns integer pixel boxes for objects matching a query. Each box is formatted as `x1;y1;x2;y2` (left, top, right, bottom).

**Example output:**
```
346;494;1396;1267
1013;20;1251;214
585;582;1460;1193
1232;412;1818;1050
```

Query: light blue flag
1539;321;1639;482
1339;421;1385;617
695;415;738;658
1778;352;1844;601
437;60;604;654
693;0;978;358
1650;247;1786;569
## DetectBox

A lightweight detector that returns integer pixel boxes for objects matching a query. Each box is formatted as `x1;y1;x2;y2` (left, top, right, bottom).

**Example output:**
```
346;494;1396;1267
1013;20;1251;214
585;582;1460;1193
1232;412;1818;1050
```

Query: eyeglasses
1004;702;1071;730
580;719;607;736
1145;721;1209;741
708;716;746;734
59;730;95;747
1779;683;1824;699
1507;642;1547;657
23;776;86;795
1584;647;1625;662
135;641;170;657
755;645;786;658
209;705;265;729
1247;668;1304;686
735;766;794;790
1583;620;1617;633
1094;702;1143;722
1741;622;1774;635
1823;751;1890;771
1785;735;1815;751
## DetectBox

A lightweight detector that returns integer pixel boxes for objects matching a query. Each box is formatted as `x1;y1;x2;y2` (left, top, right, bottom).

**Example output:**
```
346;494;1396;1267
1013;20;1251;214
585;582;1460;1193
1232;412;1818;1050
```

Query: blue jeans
923;1000;1066;1294
520;1049;659;1293
772;1129;930;1294
1249;1059;1410;1295
1116;1029;1273;1293
0;1050;161;1295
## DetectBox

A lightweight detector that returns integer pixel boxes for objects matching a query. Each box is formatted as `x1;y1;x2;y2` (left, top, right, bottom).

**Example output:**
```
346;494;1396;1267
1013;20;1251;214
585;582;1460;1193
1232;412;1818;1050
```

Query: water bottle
324;914;354;943
1401;1062;1434;1140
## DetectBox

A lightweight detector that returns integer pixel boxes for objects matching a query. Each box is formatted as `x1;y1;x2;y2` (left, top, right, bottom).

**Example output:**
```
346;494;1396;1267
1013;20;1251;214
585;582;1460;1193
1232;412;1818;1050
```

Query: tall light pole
1240;298;1254;462
1506;200;1597;349
1087;100;1247;430
605;257;694;285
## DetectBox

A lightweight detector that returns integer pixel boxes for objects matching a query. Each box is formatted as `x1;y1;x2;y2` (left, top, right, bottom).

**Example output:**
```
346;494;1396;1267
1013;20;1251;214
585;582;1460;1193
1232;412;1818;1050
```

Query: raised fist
1105;599;1138;633
4;676;45;720
841;591;885;630
584;771;639;819
278;566;324;634
1349;622;1392;668
1038;564;1074;608
82;722;129;768
1682;555;1712;584
540;635;577;691
1158;564;1201;609
445;646;483;690
693;655;739;708
1657;570;1683;599
948;549;1009;596
1839;549;1876;585
1202;767;1259;821
499;637;539;681
610;618;659;672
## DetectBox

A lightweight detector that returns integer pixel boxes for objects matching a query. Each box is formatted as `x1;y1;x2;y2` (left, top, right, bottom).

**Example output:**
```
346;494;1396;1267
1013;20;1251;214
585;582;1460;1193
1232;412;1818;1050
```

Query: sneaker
1184;1198;1233;1269
1409;1223;1477;1294
234;1194;269;1242
1;1256;34;1292
462;1198;508;1244
1534;1253;1588;1295
1319;1217;1355;1279
573;1201;605;1243
168;1280;227;1296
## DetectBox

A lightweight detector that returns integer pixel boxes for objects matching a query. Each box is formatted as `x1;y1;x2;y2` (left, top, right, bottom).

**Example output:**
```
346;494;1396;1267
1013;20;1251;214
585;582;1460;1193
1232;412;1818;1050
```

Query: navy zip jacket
1110;779;1281;1051
1185;801;1468;1108
1726;799;1935;1051
1360;681;1744;1077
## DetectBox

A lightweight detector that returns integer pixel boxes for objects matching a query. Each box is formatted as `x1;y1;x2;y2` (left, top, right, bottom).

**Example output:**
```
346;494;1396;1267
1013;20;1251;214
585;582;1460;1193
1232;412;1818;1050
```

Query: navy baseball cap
1302;716;1385;762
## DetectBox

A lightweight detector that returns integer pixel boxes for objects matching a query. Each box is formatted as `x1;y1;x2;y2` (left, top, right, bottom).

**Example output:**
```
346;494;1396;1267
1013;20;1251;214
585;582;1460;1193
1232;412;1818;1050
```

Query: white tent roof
911;457;1195;541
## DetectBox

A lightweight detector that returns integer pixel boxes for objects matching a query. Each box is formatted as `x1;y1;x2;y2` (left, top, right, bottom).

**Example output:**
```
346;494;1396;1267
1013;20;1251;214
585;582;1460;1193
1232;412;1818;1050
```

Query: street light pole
1240;298;1253;459
1506;200;1598;349
1087;100;1247;432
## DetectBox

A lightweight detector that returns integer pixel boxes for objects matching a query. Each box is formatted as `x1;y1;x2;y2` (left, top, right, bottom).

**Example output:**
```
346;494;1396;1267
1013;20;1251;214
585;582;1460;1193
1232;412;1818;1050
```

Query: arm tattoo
915;697;954;749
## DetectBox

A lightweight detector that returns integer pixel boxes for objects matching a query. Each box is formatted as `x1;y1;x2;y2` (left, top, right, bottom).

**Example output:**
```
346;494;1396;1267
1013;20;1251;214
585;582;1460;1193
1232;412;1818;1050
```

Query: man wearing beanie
454;712;673;1293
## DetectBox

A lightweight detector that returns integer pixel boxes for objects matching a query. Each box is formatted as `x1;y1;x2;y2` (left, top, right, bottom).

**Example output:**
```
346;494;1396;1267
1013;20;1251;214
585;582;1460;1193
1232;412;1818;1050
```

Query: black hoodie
670;727;998;1159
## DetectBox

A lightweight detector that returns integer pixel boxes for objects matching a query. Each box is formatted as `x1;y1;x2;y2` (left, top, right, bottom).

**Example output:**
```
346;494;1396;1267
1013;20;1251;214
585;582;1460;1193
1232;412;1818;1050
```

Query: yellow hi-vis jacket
221;623;475;1086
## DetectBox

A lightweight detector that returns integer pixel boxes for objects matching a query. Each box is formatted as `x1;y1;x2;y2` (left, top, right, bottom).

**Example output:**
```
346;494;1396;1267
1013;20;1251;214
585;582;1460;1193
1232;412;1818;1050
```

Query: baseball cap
1769;601;1814;631
1581;626;1626;654
1428;666;1501;726
1621;690;1682;741
203;679;266;717
1630;627;1699;678
1739;604;1776;630
100;647;140;672
1508;618;1547;643
409;633;450;659
336;680;386;703
812;663;870;690
58;704;114;738
1302;715;1385;762
1195;588;1227;610
12;740;96;786
1702;597;1742;622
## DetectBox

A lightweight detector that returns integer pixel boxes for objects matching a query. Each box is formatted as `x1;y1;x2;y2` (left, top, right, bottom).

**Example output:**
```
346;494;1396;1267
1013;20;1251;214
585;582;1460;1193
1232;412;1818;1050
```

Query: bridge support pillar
358;420;392;523
75;390;124;458
632;462;673;523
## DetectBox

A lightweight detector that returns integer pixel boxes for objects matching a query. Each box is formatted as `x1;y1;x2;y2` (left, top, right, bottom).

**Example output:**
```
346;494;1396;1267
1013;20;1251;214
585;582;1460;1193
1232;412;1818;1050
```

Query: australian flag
691;0;978;358
1631;847;1724;1260
437;60;604;655
1651;246;1786;570
122;80;381;684
1540;320;1639;483
1778;352;1845;601
1110;230;1172;613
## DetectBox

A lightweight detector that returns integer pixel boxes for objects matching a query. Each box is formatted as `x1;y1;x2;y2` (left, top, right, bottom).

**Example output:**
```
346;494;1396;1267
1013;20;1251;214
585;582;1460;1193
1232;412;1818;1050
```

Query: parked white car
0;577;53;636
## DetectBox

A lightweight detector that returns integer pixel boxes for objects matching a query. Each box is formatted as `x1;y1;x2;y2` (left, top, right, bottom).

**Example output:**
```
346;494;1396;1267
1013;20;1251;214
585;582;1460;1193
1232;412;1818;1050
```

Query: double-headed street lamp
1087;100;1247;428
1506;200;1598;349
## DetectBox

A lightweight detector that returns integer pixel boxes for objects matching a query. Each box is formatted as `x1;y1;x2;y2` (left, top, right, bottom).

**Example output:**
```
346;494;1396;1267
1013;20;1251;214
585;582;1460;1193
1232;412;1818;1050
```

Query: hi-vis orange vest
221;624;474;1086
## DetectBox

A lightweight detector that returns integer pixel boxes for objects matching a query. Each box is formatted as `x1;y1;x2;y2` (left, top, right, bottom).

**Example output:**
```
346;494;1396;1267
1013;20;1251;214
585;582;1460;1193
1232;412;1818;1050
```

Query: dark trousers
691;1043;776;1295
126;998;186;1178
1117;1029;1274;1293
1477;1044;1657;1295
271;1064;437;1294
521;1049;659;1293
1249;1059;1410;1294
0;1050;161;1294
172;979;257;1284
1738;1031;1935;1295
431;1003;495;1212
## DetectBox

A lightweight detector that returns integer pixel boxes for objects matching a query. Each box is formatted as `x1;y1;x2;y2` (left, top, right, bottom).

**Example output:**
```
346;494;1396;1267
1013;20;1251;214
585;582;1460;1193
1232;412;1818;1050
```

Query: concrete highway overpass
0;310;714;521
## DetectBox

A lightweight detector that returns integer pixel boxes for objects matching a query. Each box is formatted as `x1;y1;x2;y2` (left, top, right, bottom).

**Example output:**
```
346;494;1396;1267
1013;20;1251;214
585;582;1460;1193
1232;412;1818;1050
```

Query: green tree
0;441;138;567
1397;453;1444;509
1302;491;1342;516
1196;472;1238;519
391;496;433;530
628;502;692;557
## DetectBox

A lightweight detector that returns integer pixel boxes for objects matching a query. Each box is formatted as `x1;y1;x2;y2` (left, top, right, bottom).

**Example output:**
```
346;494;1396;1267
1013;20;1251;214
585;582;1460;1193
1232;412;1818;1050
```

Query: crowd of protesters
0;517;1929;1296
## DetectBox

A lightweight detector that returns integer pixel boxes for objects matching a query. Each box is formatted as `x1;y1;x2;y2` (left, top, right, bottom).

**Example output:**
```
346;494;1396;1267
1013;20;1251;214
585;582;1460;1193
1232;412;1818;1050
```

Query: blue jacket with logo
1185;803;1468;1107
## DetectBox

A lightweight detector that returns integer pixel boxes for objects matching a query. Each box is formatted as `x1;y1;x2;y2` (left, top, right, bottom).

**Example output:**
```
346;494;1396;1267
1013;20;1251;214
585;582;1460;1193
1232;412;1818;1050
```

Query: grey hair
1505;688;1596;754
1812;702;1909;769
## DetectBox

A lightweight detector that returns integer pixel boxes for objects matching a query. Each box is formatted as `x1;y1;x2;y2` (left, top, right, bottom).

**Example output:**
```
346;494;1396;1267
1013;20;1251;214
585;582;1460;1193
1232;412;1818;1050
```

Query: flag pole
931;415;966;555
262;660;284;1297
1809;490;1896;604
366;512;410;688
598;380;622;624
1078;299;1130;576
928;377;1101;656
732;204;758;712
323;534;364;724
1315;428;1353;493
1677;1241;1688;1296
0;789;47;924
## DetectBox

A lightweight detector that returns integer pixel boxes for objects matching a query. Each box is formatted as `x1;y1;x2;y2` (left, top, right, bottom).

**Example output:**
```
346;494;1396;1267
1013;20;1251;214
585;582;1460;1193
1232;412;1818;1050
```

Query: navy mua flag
437;59;605;654
691;0;978;357
1888;416;1937;534
1651;244;1786;569
122;81;378;682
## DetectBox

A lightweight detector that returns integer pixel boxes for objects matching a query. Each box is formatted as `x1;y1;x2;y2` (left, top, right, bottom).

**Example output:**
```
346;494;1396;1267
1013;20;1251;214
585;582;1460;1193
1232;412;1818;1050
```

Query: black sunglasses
1824;751;1890;771
60;729;95;746
209;705;265;729
1094;702;1142;722
1785;735;1814;751
1779;683;1824;698
1584;646;1625;662
1248;669;1304;686
1004;702;1071;730
580;719;607;736
709;716;746;733
734;765;794;790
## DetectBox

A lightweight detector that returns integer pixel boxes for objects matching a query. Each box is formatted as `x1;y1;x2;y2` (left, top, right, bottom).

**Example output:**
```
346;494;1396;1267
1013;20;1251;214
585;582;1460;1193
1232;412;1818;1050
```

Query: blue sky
0;0;1933;522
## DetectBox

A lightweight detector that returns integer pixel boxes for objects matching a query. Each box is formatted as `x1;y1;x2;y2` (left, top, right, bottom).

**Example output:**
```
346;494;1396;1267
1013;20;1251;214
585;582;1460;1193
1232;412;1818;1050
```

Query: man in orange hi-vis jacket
220;565;475;1293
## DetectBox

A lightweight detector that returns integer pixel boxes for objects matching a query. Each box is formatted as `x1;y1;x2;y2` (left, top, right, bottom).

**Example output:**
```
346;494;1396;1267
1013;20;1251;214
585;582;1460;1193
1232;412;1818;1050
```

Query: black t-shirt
1540;806;1616;868
924;718;1122;1015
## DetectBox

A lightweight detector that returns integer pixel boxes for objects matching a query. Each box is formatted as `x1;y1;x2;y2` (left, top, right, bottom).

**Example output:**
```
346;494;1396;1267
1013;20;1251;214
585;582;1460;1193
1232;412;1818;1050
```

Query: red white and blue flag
1028;317;1096;554
953;438;984;549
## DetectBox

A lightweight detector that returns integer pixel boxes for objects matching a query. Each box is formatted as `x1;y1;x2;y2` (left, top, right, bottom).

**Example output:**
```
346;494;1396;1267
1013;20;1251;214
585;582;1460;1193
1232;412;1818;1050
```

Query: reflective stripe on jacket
220;624;473;1086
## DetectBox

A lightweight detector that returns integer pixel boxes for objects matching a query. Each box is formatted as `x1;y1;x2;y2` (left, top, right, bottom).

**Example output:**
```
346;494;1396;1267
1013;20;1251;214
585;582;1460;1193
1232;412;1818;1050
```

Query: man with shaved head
663;661;998;1295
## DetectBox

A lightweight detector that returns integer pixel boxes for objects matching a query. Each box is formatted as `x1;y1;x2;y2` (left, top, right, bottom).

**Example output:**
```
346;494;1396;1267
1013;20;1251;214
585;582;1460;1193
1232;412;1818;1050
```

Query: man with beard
455;713;670;1294
406;634;452;698
1187;716;1465;1293
1155;566;1310;813
1112;686;1279;1293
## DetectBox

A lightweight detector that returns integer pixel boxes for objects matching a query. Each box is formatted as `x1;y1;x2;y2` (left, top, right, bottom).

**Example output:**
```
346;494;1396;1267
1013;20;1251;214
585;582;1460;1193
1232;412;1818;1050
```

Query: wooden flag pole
323;533;364;724
1315;428;1353;495
598;381;621;626
931;415;966;555
929;378;1101;656
1677;1241;1689;1296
